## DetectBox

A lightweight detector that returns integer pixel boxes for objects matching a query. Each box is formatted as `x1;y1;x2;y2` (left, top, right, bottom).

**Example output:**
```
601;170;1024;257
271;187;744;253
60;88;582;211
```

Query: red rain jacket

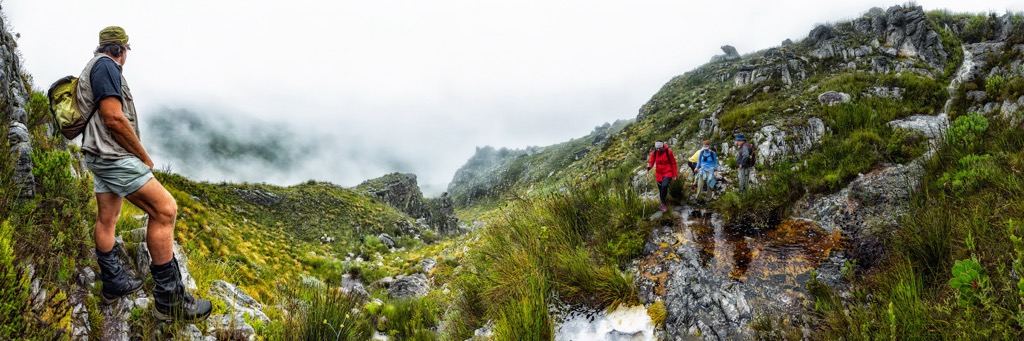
648;147;679;182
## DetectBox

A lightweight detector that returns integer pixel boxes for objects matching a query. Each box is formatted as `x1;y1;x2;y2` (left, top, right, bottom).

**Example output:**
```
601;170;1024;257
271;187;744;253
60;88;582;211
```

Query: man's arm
735;145;747;169
98;97;153;169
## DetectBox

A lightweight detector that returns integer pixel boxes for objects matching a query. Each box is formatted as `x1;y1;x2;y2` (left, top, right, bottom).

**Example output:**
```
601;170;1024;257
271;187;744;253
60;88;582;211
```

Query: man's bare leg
94;191;142;304
125;178;177;265
94;192;123;253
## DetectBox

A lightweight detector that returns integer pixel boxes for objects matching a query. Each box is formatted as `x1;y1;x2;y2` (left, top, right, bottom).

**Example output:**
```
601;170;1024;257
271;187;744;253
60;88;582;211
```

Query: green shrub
885;128;928;164
450;178;651;339
715;165;802;228
293;287;374;341
360;235;389;256
719;101;772;133
30;149;75;200
962;14;1001;43
947;113;989;152
949;257;990;306
937;154;996;195
369;297;441;340
0;221;30;338
986;75;1006;98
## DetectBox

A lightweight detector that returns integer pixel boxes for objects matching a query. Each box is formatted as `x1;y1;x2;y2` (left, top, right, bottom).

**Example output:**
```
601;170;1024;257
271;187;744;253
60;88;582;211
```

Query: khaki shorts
84;153;153;197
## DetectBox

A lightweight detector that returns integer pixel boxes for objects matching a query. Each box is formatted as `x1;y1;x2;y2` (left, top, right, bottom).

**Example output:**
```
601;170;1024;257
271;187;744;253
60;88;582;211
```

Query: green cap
98;26;129;46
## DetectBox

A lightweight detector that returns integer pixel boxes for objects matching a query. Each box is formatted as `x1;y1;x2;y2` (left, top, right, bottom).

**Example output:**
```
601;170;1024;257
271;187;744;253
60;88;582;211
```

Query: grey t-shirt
77;53;140;159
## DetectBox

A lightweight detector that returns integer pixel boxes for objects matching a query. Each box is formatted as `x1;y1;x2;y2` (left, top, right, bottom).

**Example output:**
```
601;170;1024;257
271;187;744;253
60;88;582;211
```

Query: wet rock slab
633;207;844;340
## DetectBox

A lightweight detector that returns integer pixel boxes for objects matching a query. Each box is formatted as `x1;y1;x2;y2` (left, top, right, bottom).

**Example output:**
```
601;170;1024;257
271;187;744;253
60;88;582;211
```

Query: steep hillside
443;4;1024;340
447;119;630;208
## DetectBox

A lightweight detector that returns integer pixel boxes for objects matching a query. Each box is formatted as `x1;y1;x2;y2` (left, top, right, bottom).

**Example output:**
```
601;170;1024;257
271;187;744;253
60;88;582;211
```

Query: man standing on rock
734;133;754;194
79;26;211;321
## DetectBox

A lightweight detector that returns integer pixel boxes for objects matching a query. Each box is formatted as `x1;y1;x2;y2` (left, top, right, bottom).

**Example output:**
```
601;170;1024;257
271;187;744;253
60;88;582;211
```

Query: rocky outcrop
807;5;948;74
795;161;923;270
733;48;807;87
818;91;852;106
752;118;827;166
208;280;270;325
388;273;430;299
711;45;742;63
1;15;34;198
357;173;460;235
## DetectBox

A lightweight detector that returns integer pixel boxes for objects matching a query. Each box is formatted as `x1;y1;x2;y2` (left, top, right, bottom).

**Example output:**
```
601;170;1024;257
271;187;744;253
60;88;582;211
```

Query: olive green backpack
46;75;93;139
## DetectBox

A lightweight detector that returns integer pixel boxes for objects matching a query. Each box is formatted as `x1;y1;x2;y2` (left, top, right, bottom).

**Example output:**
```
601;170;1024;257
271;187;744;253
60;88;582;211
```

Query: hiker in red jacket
647;141;679;212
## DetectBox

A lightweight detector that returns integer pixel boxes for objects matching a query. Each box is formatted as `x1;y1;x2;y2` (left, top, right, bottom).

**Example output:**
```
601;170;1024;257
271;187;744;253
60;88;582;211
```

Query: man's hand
98;97;152;167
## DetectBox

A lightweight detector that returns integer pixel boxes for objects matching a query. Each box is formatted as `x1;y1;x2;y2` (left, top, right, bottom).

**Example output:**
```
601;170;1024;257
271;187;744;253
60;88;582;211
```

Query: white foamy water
554;305;656;341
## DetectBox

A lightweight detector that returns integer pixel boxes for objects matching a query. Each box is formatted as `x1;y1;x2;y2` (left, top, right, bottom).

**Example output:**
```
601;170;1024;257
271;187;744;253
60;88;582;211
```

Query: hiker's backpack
701;149;717;164
47;76;92;139
742;143;757;168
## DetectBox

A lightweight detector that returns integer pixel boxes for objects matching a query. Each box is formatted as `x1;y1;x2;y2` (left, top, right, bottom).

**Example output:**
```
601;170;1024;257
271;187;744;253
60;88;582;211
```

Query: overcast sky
5;0;1022;195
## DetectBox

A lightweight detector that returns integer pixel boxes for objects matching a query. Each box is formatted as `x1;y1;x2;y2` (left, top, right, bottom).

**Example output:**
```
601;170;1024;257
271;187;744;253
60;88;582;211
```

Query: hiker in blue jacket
694;140;718;199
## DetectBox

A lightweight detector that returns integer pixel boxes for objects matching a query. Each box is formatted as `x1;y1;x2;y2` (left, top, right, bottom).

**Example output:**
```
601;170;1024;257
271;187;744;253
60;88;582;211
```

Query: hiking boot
151;258;212;322
97;244;143;305
660;204;668;212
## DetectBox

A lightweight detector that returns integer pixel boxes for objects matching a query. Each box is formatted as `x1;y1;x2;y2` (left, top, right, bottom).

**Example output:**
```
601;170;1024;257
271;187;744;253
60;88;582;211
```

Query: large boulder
208;280;270;324
389;273;430;299
711;45;742;63
752;118;827;166
207;314;256;341
818;91;852;106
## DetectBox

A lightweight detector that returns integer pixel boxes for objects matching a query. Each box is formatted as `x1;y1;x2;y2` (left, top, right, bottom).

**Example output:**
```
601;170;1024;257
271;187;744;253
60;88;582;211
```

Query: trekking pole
645;168;652;216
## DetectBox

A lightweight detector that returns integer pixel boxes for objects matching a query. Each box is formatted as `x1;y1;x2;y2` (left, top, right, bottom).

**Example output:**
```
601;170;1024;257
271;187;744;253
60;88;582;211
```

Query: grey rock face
208;280;270;324
796;161;924;269
1;18;34;198
711;45;742;63
389;273;430;299
732;49;807;87
207;314;256;341
888;114;949;141
808;5;947;73
77;266;96;288
753;118;826;166
378;233;396;248
233;188;282;206
473;320;495;338
421;258;437;274
358;173;461;235
818;91;852;106
634;213;754;340
871;56;891;73
864;86;904;100
807;25;837;44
